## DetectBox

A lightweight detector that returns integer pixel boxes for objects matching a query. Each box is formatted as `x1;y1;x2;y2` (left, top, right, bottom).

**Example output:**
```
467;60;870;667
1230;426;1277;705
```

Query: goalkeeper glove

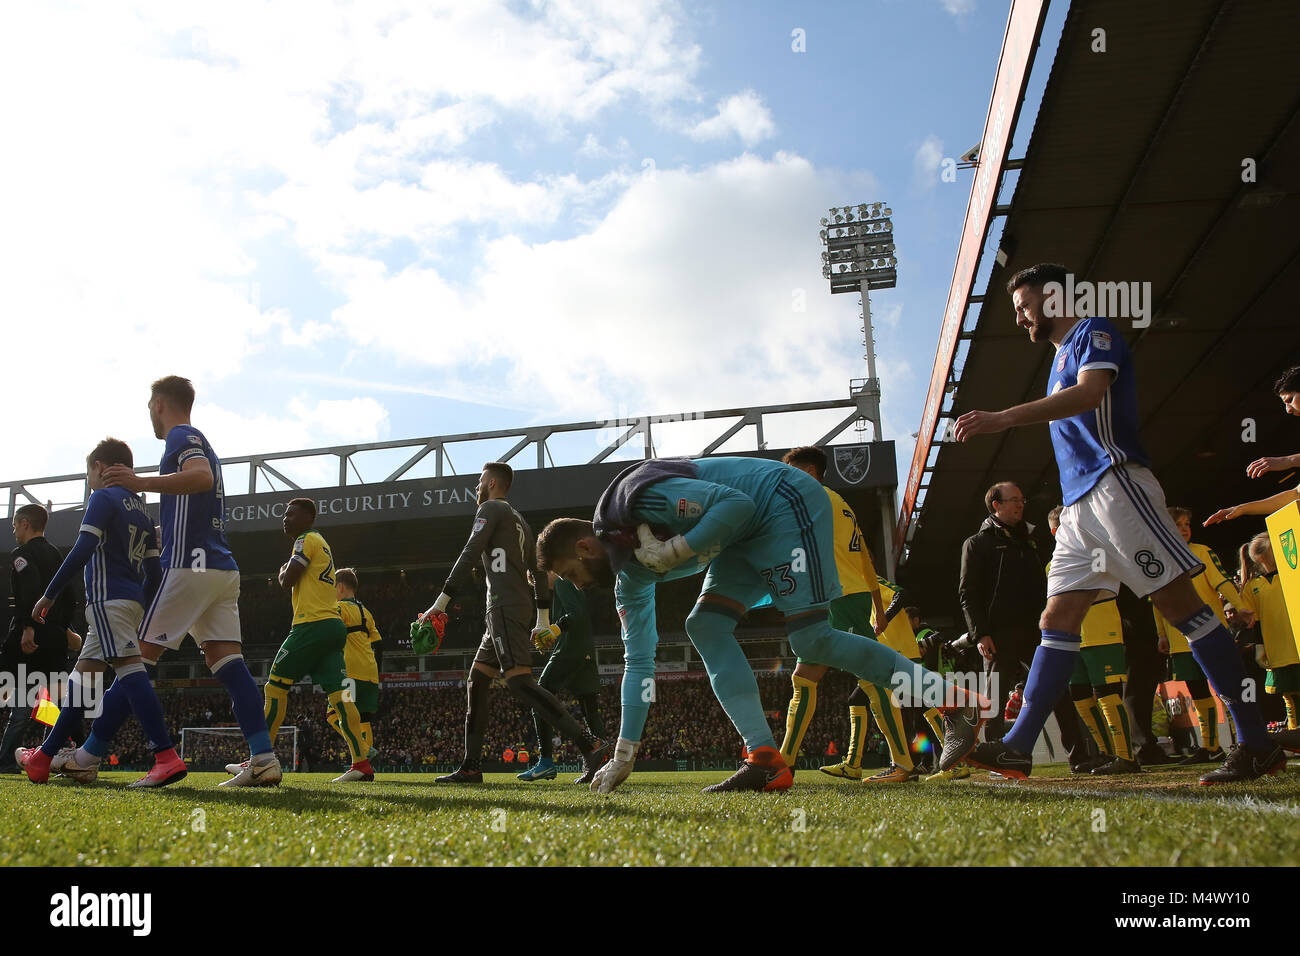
633;523;694;573
411;610;448;655
532;623;562;653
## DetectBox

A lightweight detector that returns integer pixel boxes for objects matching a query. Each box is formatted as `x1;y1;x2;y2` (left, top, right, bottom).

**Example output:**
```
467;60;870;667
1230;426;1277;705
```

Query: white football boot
219;752;282;787
51;747;100;784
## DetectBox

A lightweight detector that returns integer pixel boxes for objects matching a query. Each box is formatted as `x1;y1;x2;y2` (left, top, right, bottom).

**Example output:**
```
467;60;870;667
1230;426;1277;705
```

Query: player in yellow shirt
776;447;947;783
227;497;372;785
1046;506;1137;773
1151;507;1250;763
1237;533;1300;730
333;567;383;769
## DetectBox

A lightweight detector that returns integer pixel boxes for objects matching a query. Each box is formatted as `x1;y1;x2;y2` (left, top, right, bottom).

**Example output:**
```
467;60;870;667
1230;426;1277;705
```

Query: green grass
3;764;1298;866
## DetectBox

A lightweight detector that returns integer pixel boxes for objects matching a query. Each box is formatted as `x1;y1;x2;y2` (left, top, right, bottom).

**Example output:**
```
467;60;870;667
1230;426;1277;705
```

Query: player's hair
87;437;133;469
287;497;317;518
14;503;48;532
904;605;921;619
1274;366;1300;396
536;517;594;571
1239;532;1271;585
1167;506;1193;524
150;375;196;413
335;567;358;591
782;446;827;480
482;461;513;493
985;481;1021;514
1047;504;1063;531
1005;262;1068;295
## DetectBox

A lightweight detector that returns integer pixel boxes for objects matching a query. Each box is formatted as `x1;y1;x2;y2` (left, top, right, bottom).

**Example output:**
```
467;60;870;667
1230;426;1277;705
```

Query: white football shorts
140;568;242;650
82;599;144;661
1048;464;1203;599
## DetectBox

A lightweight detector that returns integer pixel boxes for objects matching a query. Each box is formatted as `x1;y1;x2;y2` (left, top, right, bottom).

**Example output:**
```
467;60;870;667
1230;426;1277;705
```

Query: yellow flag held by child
32;688;60;727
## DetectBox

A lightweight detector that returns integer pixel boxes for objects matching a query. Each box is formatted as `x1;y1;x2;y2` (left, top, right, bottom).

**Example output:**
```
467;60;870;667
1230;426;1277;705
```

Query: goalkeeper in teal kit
536;456;988;793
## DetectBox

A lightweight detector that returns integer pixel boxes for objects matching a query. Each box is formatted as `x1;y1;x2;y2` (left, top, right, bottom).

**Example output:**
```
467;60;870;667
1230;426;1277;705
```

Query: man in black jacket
959;482;1088;768
0;504;74;771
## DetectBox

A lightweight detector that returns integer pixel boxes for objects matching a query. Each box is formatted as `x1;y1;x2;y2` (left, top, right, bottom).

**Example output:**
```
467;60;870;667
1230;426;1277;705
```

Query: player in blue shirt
95;376;279;786
536;456;989;793
954;263;1279;783
18;438;185;787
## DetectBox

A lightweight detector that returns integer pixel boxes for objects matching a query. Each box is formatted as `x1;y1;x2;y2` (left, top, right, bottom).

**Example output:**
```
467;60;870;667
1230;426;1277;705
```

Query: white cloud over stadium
0;0;946;487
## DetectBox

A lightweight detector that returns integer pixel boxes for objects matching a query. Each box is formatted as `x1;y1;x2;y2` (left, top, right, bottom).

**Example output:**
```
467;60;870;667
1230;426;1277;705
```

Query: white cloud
687;90;777;146
324;152;885;427
939;0;977;15
578;133;634;160
913;134;945;191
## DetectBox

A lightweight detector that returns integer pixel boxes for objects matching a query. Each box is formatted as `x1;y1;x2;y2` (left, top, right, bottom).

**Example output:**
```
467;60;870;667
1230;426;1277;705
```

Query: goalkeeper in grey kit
411;462;611;782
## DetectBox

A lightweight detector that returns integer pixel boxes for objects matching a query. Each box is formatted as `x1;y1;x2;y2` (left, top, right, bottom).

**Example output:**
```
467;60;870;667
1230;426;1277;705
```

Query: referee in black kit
0;504;75;771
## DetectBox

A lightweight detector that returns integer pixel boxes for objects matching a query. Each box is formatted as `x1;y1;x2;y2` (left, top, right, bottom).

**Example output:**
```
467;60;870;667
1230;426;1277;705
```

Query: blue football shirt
1047;316;1151;505
80;487;160;604
158;425;238;571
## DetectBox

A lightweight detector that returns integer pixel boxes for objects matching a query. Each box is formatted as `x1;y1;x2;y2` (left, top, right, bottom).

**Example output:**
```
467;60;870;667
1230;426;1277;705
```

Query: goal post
180;726;298;771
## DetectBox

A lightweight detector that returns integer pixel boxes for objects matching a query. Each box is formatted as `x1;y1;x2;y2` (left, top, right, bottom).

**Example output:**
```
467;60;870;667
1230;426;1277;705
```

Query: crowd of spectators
13;671;880;771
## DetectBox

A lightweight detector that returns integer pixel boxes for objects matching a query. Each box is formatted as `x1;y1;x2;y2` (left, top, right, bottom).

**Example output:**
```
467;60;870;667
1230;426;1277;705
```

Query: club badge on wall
833;445;871;485
1281;529;1297;570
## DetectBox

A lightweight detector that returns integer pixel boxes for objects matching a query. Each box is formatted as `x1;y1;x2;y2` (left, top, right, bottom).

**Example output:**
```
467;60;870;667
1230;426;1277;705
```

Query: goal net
180;726;298;771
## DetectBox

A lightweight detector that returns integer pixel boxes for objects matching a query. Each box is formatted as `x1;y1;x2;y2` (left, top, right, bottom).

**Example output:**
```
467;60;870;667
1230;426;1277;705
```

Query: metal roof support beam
498;435;533;465
593;421;645;463
384;443;438;483
699;415;751;457
257;460;301;492
814;410;862;447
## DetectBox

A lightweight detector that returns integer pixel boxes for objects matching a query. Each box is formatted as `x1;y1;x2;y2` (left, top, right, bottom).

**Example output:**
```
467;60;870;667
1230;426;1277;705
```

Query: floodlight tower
820;201;898;576
819;202;896;441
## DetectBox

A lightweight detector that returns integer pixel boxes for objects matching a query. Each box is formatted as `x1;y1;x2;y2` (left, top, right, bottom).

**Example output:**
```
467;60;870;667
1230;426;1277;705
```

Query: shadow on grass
125;775;755;824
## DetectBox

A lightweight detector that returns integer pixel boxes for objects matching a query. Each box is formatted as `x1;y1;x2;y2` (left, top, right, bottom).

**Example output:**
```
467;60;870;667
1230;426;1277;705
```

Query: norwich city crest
1282;529;1298;570
833;445;871;485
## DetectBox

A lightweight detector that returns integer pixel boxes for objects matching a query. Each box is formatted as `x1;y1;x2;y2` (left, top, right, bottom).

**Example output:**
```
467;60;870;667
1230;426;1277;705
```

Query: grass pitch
3;763;1298;867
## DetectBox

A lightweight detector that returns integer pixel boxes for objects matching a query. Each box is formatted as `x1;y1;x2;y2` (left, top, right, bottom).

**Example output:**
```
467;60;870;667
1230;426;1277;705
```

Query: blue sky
0;0;1066;505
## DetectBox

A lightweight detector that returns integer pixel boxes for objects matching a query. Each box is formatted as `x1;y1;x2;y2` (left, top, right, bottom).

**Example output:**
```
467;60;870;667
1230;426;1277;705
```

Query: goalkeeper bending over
536;456;990;794
412;462;610;783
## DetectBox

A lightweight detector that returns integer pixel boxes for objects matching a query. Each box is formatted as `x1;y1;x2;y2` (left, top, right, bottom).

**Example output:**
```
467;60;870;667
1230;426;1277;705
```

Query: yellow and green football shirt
825;487;878;597
288;530;342;625
1154;542;1242;653
337;597;381;683
875;577;921;661
1238;573;1299;670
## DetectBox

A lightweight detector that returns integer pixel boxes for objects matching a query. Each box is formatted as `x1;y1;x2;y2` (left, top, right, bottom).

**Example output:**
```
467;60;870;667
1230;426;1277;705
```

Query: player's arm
881;586;906;627
102;456;214;495
33;532;98;624
424;503;499;619
279;534;313;590
856;547;886;634
140;524;162;607
364;608;383;646
1235;579;1259;616
1203;486;1300;526
955;368;1113;441
1200;546;1252;625
631;477;757;572
1246;452;1300;479
526;526;553;633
